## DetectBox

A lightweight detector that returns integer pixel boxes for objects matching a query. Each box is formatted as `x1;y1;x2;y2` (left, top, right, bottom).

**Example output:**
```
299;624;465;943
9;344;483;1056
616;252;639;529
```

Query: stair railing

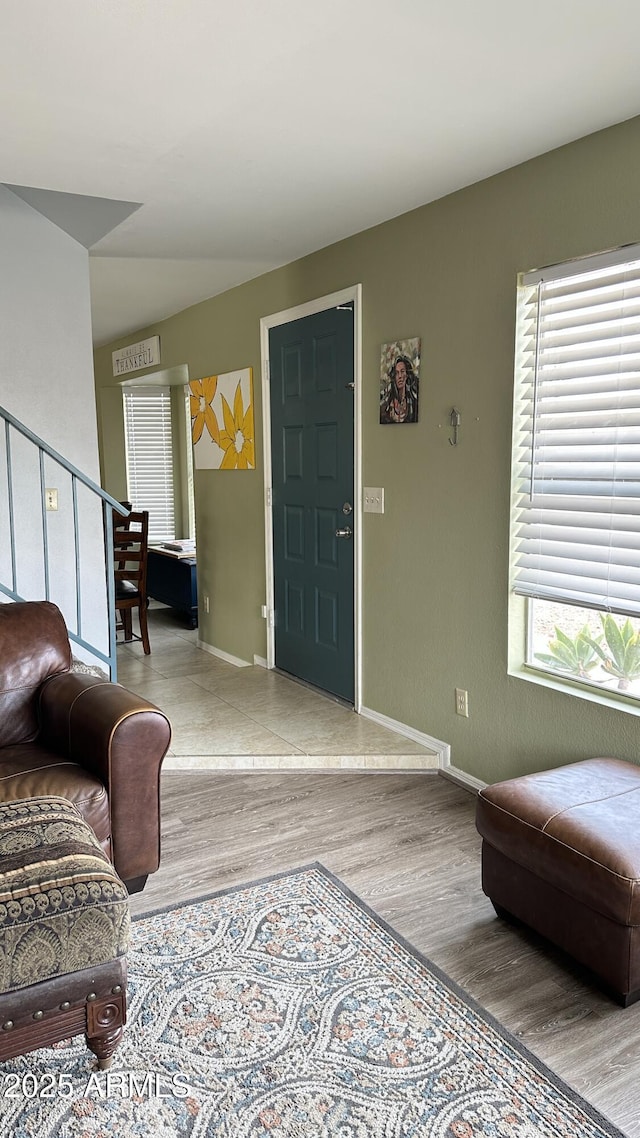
0;402;127;680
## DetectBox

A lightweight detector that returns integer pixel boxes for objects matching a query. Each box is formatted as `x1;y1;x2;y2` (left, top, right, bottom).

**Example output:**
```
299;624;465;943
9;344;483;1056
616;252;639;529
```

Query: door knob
335;527;352;539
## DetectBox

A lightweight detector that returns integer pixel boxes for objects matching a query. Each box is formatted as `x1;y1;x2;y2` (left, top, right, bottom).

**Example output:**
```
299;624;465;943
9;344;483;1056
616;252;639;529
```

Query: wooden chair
113;509;151;654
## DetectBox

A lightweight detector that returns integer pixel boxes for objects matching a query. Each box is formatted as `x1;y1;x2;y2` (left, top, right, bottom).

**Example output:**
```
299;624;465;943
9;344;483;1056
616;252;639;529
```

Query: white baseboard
253;655;268;668
197;639;251;668
359;706;487;792
359;706;449;766
439;762;486;793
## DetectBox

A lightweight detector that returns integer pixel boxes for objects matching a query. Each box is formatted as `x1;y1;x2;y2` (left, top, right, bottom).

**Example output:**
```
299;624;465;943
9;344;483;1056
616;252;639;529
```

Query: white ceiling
4;0;640;346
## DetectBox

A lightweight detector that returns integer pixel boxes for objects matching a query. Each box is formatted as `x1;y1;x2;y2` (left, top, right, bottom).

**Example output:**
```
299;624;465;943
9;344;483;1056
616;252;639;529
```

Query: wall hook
449;408;461;446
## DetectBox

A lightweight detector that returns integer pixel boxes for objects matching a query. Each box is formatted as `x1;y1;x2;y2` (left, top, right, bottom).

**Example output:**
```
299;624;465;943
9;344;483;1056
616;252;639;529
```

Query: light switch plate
363;487;384;513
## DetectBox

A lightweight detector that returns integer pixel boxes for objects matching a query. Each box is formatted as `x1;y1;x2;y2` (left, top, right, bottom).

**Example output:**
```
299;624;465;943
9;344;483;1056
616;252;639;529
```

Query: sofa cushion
0;743;111;856
0;602;71;748
0;796;129;993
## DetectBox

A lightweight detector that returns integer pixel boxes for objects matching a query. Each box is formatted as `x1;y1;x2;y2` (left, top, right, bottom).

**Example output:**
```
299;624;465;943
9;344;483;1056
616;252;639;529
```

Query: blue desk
147;549;198;628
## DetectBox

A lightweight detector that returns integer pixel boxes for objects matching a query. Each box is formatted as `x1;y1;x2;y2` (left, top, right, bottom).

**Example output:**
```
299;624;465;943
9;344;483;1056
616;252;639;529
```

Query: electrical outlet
455;688;469;717
45;488;58;511
363;487;385;513
203;595;210;614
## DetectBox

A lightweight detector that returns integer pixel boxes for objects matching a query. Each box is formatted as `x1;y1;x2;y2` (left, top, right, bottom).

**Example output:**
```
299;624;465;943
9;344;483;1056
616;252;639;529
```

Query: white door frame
260;284;363;711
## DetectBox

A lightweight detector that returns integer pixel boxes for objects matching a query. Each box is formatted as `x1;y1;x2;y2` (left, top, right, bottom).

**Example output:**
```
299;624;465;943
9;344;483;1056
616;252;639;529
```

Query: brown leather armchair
0;600;172;893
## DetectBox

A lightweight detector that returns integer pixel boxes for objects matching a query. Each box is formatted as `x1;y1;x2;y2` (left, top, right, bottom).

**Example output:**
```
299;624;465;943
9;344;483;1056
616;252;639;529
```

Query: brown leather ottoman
475;757;640;1005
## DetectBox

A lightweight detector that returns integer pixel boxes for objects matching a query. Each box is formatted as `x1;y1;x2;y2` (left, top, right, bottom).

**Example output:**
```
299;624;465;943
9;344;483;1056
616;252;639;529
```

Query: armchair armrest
38;673;172;887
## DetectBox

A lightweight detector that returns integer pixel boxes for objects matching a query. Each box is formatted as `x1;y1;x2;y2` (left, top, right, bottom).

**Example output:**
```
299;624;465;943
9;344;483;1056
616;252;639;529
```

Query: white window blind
123;386;175;544
511;244;640;618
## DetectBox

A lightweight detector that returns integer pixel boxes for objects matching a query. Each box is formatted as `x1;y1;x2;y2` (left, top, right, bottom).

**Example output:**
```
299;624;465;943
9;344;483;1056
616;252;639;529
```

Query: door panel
269;305;354;701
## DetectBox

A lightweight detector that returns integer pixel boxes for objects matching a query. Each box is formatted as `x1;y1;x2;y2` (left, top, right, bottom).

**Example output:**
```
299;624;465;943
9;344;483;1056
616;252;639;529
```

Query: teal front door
269;304;354;701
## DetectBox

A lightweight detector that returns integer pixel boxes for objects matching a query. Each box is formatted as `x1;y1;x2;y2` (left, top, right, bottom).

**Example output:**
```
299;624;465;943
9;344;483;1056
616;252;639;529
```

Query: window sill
509;662;640;718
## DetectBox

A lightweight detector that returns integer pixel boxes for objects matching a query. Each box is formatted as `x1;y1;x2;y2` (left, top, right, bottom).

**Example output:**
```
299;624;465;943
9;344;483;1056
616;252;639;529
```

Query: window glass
528;598;640;698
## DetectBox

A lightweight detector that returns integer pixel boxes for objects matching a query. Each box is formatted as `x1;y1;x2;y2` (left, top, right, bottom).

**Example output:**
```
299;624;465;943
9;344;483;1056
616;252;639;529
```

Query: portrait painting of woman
379;339;420;425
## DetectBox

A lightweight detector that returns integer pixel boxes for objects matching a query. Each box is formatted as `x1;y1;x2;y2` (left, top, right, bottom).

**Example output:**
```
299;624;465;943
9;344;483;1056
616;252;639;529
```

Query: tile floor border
162;754;440;771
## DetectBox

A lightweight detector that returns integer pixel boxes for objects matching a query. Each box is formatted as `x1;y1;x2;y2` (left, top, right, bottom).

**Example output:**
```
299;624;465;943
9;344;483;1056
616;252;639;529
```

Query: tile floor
116;604;438;771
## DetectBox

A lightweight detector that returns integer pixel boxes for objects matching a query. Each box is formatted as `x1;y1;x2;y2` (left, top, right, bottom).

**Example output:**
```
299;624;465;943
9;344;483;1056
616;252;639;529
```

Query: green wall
94;115;640;784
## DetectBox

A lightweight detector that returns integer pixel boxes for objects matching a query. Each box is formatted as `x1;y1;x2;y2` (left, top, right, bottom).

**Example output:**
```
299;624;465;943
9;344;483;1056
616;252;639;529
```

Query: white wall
0;184;107;658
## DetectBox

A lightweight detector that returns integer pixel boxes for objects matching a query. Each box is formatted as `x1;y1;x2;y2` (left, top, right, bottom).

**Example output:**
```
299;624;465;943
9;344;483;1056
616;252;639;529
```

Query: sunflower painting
190;367;255;470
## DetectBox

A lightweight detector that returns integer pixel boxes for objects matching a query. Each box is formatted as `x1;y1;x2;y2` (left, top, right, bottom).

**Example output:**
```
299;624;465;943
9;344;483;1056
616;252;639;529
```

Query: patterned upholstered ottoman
0;796;130;1067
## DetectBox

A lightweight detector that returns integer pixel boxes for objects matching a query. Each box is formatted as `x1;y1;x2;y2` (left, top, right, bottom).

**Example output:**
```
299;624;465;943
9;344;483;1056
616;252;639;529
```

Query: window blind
123;386;175;544
511;244;640;617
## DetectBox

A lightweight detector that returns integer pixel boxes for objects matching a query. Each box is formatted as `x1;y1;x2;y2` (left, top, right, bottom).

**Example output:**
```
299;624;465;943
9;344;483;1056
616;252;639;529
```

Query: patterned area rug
0;863;624;1137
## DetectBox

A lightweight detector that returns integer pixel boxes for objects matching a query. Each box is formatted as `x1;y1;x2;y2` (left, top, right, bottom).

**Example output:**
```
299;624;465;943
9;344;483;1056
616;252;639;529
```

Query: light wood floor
131;769;640;1137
